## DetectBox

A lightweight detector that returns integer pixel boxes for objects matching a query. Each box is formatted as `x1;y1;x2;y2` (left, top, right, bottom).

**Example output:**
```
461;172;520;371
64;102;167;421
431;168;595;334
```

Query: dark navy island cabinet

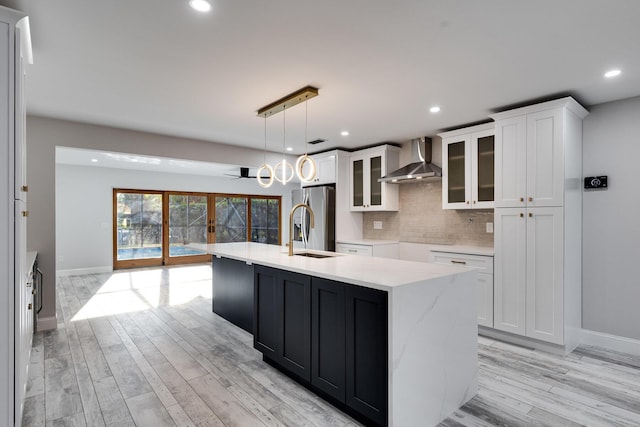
254;265;388;427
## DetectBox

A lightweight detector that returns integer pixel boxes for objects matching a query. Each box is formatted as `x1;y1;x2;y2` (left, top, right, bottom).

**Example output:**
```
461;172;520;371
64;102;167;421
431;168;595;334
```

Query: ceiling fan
224;167;256;179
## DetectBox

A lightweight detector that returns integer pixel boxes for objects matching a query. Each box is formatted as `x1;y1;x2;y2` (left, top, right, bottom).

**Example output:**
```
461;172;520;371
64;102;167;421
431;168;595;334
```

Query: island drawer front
336;243;373;256
430;251;494;274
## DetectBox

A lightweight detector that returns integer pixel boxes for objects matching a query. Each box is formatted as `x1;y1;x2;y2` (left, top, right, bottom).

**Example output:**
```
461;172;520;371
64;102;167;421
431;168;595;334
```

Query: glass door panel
352;159;364;207
114;191;163;268
370;155;382;206
447;141;466;204
215;196;248;243
250;198;280;244
476;135;495;202
168;194;208;260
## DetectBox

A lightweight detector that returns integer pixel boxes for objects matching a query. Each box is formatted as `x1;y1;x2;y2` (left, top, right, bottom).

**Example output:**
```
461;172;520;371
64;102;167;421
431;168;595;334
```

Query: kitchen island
191;242;478;427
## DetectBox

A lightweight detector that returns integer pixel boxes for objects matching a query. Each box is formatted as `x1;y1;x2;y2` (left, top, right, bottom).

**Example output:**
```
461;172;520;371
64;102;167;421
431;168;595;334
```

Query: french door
114;190;281;269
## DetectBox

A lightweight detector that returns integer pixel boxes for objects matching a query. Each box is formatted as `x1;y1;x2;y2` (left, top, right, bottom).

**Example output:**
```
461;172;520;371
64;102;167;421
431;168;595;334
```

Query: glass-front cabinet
349;145;400;211
440;123;495;210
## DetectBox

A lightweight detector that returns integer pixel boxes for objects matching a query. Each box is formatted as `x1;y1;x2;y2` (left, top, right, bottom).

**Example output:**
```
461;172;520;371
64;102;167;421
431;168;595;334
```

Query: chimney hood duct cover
379;137;442;183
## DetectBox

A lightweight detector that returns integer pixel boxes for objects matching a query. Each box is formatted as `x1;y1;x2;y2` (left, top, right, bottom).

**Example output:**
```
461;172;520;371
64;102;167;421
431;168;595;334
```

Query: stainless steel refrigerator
291;186;335;252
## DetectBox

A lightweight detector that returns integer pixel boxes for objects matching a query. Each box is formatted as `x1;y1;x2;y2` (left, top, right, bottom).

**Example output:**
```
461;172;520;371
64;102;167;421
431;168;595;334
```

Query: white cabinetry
431;251;494;328
494;107;565;208
1;7;32;427
301;151;336;187
439;123;495;210
336;241;398;258
349;145;399;211
490;97;587;351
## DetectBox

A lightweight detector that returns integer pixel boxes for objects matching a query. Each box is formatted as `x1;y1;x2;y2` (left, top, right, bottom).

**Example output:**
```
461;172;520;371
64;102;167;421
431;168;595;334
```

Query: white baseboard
56;266;112;277
36;316;57;331
580;329;640;356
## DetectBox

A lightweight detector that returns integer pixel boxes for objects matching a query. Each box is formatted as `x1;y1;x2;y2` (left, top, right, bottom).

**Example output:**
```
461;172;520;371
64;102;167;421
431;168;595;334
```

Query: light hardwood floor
22;264;640;427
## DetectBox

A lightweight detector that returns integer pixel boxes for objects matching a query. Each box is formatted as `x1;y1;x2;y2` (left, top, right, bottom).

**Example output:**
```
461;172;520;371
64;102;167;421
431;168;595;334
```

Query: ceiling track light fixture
255;86;319;187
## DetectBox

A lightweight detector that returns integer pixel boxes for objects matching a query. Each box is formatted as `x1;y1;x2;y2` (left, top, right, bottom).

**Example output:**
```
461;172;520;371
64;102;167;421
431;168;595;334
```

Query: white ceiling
7;0;640;156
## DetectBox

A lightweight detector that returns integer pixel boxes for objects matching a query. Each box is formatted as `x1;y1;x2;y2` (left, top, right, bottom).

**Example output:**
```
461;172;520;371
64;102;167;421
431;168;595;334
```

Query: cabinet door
442;136;471;209
311;278;345;402
494;116;527;208
350;156;365;210
526;109;564;207
302;153;336;187
254;266;279;359
471;130;495;209
526;207;564;344
280;270;311;381
345;285;388;426
493;208;527;336
369;154;383;208
14;40;27;201
477;272;494;328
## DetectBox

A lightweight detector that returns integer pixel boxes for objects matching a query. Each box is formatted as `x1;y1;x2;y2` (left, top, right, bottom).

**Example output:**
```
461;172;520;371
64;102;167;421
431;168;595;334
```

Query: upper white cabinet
439;123;495;210
349;145;399;211
493;102;581;208
301;151;336;187
490;97;588;350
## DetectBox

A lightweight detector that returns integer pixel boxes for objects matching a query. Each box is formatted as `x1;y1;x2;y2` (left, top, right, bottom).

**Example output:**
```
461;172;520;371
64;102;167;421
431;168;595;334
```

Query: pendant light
256;86;319;187
273;106;294;185
256;115;274;188
295;96;317;183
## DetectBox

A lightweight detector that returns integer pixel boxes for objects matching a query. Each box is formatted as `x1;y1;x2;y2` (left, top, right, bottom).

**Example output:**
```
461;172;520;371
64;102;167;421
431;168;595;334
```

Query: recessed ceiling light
286;147;293;152
91;158;98;163
430;106;441;113
604;69;621;78
189;0;212;12
341;131;349;136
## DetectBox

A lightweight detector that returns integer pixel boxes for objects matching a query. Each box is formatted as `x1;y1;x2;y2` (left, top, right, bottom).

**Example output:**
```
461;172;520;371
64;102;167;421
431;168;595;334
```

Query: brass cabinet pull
520;197;524;202
21;185;28;192
529;212;533;217
451;260;467;265
466;201;470;205
473;200;477;204
28;303;32;310
520;213;524;218
21;211;28;217
528;197;533;202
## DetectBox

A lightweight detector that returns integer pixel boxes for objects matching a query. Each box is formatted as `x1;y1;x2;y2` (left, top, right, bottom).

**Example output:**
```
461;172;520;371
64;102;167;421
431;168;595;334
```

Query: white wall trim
581;329;640;356
478;326;573;355
36;316;57;331
56;266;112;277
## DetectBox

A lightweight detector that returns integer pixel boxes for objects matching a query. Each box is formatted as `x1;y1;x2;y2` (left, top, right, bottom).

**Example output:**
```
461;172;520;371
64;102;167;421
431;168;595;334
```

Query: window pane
116;192;162;260
169;194;207;257
215;196;247;243
251;198;280;245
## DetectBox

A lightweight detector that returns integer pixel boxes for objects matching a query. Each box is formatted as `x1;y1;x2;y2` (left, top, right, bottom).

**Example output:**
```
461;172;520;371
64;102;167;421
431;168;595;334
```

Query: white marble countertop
26;251;37;271
190;242;472;291
336;239;399;246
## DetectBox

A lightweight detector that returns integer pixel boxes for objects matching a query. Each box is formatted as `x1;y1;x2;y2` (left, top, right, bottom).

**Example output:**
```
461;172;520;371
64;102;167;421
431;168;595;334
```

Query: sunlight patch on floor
71;264;212;321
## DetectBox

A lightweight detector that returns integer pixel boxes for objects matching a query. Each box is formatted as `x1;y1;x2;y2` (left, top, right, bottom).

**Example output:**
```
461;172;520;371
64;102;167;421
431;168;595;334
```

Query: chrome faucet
289;203;315;256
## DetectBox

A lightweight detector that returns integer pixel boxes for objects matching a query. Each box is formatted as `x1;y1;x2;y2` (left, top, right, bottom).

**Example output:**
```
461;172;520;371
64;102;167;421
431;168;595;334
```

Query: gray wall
56;164;295;272
582;96;640;340
27;116;294;326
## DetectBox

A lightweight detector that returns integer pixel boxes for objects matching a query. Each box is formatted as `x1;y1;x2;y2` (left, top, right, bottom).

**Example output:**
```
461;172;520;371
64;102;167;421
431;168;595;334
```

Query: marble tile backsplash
363;180;494;247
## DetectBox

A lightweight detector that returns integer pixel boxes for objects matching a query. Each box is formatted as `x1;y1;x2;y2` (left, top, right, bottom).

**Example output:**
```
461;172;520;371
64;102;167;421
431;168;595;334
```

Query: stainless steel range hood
379;137;442;183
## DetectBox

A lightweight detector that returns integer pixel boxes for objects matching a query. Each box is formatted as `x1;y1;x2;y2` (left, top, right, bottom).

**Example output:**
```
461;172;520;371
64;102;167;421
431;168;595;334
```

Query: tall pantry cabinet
1;6;33;427
490;98;587;351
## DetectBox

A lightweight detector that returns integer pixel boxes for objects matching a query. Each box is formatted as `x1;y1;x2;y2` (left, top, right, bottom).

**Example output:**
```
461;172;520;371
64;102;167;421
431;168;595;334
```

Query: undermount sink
293;252;340;259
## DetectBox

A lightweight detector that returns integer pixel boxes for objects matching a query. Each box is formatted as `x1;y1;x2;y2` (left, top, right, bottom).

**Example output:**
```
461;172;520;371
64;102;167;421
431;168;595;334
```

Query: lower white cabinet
430;251;494;328
494;207;564;345
336;241;398;258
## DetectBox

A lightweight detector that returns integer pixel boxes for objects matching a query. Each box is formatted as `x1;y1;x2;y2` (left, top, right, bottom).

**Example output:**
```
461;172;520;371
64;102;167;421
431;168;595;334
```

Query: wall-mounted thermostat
584;176;608;190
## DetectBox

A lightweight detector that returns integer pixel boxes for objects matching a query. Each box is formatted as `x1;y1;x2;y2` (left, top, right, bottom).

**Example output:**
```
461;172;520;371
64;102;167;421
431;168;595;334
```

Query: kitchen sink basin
294;252;340;259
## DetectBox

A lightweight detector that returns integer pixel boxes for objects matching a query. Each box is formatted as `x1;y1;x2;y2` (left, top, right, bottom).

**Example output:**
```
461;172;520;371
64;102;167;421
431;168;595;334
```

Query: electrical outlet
486;222;494;233
373;221;383;230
